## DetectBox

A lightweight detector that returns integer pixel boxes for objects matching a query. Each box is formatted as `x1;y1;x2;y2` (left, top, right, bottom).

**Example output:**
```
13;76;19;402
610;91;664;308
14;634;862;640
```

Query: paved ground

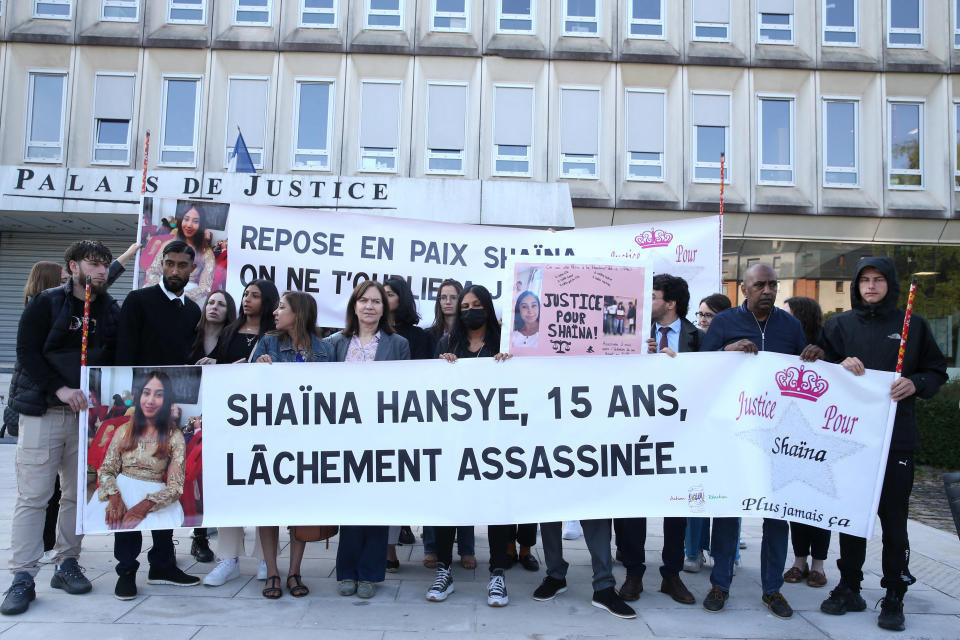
0;444;957;640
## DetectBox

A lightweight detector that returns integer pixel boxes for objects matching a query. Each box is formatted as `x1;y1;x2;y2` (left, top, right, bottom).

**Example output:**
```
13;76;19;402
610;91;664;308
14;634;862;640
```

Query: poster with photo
79;365;204;534
134;196;230;306
500;258;652;356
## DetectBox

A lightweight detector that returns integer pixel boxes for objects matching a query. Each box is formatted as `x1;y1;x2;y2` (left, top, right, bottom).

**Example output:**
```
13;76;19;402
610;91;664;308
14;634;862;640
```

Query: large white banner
80;352;896;538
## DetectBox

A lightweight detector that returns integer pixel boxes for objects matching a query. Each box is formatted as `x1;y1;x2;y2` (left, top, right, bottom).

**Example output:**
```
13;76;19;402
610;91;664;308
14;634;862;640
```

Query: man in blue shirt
699;263;823;620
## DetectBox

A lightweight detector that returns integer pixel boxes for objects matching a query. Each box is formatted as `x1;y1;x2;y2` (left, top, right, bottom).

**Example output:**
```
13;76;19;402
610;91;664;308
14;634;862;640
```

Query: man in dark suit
112;240;202;600
615;274;702;606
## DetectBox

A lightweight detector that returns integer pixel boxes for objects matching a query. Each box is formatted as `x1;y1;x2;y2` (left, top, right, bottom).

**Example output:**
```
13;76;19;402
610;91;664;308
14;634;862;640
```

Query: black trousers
616;516;686;579
42;477;61;552
114;529;176;575
507;523;537;548
434;524;516;571
790;522;831;560
836;450;916;595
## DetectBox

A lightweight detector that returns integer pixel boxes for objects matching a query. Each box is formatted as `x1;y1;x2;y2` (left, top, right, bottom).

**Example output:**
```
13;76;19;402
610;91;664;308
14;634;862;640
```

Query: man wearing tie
615;274;702;605
112;240;202;599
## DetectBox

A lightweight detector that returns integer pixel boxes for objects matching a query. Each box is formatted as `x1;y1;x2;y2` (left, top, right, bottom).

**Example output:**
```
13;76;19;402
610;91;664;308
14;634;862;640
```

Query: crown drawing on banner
634;228;674;249
775;365;829;401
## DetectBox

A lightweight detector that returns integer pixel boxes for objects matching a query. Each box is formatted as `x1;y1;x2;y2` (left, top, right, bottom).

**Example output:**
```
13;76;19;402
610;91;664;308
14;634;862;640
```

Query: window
92;74;136;165
293;80;334;169
359;82;401;173
888;101;922;188
888;0;922;47
34;0;71;18
432;0;468;31
101;0;138;21
691;93;730;182
955;0;960;47
955;102;960;188
757;96;794;184
628;0;664;39
225;78;269;169
758;0;793;44
625;90;664;181
835;281;844;293
160;77;202;167
692;0;729;41
559;88;600;178
24;72;67;162
426;83;467;175
300;0;336;26
497;0;534;33
493;85;533;176
365;0;402;29
168;0;205;23
235;0;271;25
823;99;859;186
563;0;598;36
823;0;858;45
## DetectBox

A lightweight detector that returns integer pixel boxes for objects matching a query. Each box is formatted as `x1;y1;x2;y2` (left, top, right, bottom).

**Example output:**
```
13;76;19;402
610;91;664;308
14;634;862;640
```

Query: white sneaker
733;558;740;575
682;553;703;573
562;521;582;540
203;558;239;586
256;560;268;580
425;564;454;602
39;550;57;565
487;570;508;607
739;540;747;550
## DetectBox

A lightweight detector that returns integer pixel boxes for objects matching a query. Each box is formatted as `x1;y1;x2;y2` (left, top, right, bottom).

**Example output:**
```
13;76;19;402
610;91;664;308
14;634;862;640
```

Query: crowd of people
2;239;948;634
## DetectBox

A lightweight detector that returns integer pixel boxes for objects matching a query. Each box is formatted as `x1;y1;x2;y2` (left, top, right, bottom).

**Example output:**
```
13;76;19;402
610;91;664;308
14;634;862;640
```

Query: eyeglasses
695;311;715;319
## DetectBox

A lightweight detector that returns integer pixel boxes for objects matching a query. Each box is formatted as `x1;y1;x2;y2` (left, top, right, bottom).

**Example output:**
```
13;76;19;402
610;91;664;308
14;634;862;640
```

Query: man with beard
3;241;119;615
112;240;202;600
699;263;823;620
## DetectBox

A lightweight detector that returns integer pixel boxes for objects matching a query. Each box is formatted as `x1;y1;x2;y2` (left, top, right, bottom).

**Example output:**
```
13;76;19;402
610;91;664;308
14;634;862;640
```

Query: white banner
80;352;896;538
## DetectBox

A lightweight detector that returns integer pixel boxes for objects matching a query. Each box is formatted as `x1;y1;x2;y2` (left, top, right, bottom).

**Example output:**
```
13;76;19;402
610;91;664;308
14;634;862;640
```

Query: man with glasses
699;263;823;620
3;241;120;615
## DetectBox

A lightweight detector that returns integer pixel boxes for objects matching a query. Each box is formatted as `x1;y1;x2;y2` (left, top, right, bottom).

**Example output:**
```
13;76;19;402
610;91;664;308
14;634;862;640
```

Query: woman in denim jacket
249;291;333;599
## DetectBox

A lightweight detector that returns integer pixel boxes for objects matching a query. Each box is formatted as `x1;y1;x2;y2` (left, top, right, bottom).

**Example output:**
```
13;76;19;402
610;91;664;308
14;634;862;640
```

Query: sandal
460;554;477;570
286;574;309;597
262;575;282;599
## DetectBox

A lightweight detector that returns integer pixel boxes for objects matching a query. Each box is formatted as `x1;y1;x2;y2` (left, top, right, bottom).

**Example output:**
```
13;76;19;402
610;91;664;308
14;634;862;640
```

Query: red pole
81;277;92;367
895;278;918;375
140;130;151;195
719;152;725;286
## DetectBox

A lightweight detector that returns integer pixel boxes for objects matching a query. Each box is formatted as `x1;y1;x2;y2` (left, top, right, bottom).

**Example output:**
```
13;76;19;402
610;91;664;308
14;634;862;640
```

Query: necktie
173;298;183;309
658;326;670;352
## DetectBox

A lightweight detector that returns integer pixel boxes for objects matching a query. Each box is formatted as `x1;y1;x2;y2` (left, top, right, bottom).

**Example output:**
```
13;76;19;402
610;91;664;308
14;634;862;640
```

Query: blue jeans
687;518;742;563
422;526;474;556
336;525;388;582
710;517;787;594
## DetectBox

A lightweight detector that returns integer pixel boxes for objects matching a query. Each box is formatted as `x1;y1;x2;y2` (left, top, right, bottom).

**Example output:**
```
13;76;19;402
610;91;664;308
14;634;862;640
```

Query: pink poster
501;259;652;356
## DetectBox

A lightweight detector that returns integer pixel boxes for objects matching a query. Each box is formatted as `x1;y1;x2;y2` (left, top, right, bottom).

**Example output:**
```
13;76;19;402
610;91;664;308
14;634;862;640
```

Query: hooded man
818;257;947;632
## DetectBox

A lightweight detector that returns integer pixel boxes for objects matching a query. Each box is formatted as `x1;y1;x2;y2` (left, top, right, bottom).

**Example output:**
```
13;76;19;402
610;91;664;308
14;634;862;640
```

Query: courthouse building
0;0;958;374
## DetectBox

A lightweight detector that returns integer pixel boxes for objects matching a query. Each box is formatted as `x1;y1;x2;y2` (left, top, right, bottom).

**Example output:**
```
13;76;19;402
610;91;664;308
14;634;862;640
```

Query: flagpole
719;152;725;290
141;130;150;196
895;278;918;376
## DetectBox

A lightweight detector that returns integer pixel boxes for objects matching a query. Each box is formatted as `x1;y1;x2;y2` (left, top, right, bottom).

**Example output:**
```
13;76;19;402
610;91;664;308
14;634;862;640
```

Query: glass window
625;90;664;181
888;101;922;188
225;78;269;169
432;0;468;31
493;85;533;176
497;0;533;33
559;88;600;178
365;0;403;29
235;0;271;24
564;0;598;36
758;97;793;184
955;0;960;48
92;74;136;165
824;0;858;45
758;1;794;44
628;0;664;39
692;93;730;182
692;0;730;41
359;82;401;173
955;103;960;188
823;99;858;187
34;0;71;18
695;127;725;180
168;0;205;23
24;73;67;162
888;0;923;47
300;0;336;26
294;81;333;169
102;0;138;21
160;77;201;166
426;83;467;175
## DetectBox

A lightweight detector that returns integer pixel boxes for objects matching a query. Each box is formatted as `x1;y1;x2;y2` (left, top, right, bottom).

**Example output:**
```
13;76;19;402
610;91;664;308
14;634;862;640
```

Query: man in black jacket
2;241;119;615
818;257;947;632
112;240;202;600
616;274;702;606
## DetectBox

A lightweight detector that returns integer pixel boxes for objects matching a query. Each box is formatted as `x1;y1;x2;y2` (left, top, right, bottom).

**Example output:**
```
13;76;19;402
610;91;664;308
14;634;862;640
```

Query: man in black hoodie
818;257;946;632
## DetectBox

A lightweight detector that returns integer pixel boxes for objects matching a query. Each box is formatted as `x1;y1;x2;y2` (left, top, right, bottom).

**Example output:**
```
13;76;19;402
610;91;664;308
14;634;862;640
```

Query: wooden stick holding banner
719;152;725;287
140;130;150;196
895;277;918;375
80;276;91;367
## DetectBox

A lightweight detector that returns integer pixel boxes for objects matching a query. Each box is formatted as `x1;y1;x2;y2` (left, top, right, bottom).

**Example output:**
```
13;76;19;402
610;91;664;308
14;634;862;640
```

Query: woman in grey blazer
324;281;409;599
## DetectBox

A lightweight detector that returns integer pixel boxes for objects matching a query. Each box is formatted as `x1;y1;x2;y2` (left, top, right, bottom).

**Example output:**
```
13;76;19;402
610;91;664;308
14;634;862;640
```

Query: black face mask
460;308;487;331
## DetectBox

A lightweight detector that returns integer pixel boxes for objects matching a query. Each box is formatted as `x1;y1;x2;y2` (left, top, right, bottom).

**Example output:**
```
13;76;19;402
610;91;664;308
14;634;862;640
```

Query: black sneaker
762;591;793;619
877;589;906;631
50;557;92;594
591;586;636;619
820;583;867;615
114;572;137;601
532;576;567;601
147;565;201;586
1;572;36;615
191;535;214;563
398;526;416;545
703;586;729;612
